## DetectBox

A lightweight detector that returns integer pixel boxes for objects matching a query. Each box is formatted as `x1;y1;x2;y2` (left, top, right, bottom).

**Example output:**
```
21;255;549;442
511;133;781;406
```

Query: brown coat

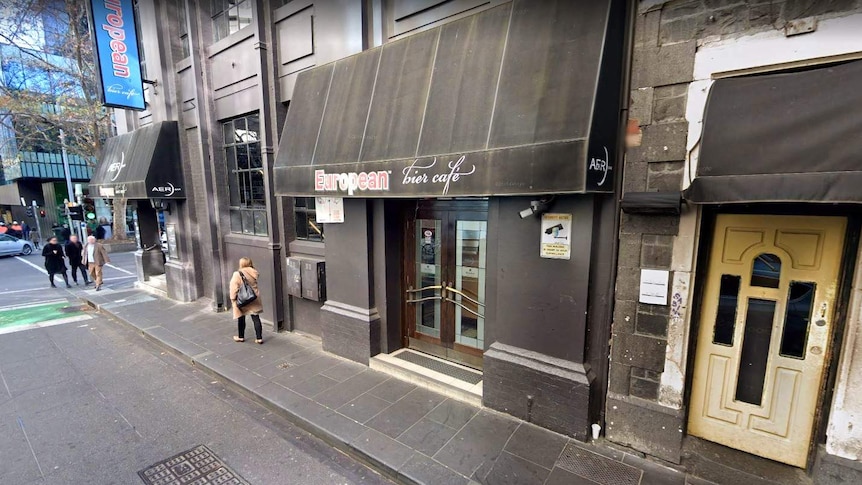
82;242;111;266
229;267;263;318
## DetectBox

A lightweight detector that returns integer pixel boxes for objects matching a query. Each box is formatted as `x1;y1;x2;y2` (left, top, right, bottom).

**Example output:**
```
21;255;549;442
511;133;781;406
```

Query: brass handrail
405;285;443;293
406;296;443;304
445;286;485;307
444;297;484;318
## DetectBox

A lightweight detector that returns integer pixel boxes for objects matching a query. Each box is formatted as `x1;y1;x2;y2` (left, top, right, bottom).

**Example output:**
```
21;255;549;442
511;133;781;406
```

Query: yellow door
688;214;846;467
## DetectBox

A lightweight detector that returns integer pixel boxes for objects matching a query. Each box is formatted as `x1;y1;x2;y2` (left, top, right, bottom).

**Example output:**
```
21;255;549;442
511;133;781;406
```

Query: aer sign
89;0;145;110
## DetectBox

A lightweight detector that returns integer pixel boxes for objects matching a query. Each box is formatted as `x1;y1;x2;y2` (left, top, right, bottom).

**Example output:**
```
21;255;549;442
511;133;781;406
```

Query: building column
320;198;381;364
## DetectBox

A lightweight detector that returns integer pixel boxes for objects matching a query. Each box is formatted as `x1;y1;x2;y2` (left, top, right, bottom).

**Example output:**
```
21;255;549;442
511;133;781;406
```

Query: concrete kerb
81;295;426;485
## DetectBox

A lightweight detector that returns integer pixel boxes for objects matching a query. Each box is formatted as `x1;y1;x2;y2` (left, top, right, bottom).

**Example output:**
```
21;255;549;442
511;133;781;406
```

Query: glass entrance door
405;201;487;369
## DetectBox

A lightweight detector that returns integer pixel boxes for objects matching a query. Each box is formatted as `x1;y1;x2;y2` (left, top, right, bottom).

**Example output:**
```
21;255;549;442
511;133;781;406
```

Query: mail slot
286;257;302;298
300;259;326;302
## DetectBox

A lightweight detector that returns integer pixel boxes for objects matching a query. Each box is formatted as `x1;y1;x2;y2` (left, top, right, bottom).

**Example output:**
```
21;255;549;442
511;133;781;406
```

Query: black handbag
235;271;257;308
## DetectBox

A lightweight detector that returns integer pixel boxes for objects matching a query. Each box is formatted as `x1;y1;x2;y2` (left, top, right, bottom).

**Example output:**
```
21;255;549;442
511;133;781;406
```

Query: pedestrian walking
29;230;40;249
42;237;71;288
60;224;71;242
229;257;264;344
22;221;30;240
82;235;110;291
64;235;90;286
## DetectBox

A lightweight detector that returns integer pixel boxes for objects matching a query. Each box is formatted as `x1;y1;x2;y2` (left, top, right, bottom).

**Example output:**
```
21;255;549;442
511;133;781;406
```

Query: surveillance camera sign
540;213;572;259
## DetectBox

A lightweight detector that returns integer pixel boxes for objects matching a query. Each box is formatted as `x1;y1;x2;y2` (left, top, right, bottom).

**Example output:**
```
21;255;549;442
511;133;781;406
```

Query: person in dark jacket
64;235;90;285
60;224;71;242
42;237;71;288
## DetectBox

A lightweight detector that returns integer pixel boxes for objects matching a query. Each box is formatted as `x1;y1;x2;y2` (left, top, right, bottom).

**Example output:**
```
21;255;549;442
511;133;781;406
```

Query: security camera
518;198;552;219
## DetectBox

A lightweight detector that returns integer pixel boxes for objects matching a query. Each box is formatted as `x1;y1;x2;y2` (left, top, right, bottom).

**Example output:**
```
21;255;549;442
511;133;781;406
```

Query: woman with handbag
229;257;264;344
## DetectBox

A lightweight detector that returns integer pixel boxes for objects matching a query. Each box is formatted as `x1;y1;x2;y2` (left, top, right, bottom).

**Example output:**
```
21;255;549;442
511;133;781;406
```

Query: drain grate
394;351;482;385
138;445;249;485
555;443;642;485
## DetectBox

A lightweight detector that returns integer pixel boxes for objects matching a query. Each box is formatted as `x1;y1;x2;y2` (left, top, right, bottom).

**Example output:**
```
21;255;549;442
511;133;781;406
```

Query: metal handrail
444;297;484;318
405;285;443;293
445;286;485;307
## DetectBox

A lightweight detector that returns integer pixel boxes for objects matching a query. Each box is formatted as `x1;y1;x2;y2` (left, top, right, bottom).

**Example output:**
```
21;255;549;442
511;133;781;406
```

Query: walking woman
229;257;264;344
42;236;71;288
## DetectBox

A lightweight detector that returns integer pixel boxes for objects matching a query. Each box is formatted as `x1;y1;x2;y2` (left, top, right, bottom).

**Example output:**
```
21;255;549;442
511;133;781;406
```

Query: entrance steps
370;348;483;407
135;274;168;298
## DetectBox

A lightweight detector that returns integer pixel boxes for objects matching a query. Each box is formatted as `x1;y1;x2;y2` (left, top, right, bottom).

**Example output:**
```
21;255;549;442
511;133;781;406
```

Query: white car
0;233;35;256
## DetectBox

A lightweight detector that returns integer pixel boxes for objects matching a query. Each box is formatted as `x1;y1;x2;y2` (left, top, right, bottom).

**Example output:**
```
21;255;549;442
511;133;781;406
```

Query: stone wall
607;0;862;466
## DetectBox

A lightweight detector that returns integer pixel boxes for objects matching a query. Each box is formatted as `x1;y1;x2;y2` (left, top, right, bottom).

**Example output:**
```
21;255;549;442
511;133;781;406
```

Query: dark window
211;0;252;42
178;0;190;58
713;275;740;346
780;282;816;359
294;197;323;242
751;253;781;288
223;114;267;236
735;298;776;405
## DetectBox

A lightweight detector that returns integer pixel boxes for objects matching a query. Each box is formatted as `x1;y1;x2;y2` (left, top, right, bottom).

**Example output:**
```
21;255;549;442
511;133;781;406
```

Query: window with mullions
224;114;267;236
294;197;323;242
211;0;253;42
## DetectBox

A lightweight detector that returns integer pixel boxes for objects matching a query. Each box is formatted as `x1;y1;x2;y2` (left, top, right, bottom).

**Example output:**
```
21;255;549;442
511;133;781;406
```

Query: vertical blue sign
89;0;145;110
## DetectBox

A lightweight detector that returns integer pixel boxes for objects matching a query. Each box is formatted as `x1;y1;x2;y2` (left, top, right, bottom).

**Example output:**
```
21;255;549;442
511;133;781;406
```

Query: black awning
90;121;185;200
274;0;625;198
685;60;862;204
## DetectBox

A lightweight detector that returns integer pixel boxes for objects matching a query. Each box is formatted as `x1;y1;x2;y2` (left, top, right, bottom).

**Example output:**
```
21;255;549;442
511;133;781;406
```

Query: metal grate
138;445;249;485
394;350;482;385
556;443;642;485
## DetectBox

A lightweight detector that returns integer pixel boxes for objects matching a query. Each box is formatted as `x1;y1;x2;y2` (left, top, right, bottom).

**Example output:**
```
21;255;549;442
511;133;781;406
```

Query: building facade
92;0;630;444
608;1;862;484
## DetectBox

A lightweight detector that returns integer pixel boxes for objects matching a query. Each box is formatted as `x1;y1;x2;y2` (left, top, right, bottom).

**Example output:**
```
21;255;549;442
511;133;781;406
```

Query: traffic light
39;209;46;218
68;205;84;221
25;207;33;217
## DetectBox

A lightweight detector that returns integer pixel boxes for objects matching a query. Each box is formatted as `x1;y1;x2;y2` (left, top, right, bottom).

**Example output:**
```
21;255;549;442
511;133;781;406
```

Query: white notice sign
639;269;670;305
540;213;572;260
315;197;344;223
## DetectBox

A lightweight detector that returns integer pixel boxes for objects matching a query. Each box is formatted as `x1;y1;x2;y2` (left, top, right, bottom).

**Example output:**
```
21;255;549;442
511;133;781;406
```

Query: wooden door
688;214;846;467
405;200;487;369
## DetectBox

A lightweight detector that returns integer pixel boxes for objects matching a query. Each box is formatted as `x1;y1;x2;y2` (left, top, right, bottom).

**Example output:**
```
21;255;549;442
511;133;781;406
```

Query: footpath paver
81;287;707;485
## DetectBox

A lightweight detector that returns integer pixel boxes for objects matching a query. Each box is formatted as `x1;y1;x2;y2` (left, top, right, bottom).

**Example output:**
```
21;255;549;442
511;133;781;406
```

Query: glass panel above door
751;253;781;288
454;220;487;349
415;219;442;338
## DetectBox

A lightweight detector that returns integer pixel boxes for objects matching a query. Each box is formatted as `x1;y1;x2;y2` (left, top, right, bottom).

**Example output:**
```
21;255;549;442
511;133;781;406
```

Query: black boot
49;275;56;288
63;273;71;289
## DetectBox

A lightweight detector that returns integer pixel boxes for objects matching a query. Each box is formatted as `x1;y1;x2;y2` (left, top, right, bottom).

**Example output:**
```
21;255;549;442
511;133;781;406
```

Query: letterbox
300;259;326;301
286;257;302;298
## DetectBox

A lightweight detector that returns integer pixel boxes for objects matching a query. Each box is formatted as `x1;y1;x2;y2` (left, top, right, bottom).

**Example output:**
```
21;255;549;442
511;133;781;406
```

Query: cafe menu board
166;223;178;260
315;197;344;223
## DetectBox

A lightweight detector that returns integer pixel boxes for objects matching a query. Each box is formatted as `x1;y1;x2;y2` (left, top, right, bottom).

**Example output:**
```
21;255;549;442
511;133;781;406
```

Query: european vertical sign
89;0;145;110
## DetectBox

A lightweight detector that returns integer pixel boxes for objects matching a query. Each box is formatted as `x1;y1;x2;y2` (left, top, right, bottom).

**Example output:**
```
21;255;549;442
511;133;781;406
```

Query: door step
370;349;483;407
135;274;168;298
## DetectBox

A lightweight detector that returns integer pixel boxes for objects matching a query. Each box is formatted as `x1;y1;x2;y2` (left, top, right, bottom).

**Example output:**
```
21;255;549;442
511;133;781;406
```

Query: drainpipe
600;0;637;426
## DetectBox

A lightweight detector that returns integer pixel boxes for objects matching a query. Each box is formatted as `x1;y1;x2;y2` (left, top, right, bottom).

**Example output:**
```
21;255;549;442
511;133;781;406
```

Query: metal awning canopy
274;0;624;198
685;59;862;204
90;121;185;200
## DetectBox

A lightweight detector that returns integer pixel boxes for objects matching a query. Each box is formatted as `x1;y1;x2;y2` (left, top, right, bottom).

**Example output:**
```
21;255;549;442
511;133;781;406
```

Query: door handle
444;286;485;308
444;297;484;318
405;285;443;304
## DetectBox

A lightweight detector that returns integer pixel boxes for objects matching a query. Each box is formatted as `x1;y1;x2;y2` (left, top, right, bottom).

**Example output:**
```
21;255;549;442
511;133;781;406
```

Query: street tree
0;0;127;239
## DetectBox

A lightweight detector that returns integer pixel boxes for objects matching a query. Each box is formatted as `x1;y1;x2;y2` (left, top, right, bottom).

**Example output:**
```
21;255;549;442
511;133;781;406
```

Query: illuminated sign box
89;0;146;111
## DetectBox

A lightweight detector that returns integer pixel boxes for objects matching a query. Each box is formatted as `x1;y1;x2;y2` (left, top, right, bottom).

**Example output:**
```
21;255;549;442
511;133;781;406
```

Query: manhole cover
138;445;249;485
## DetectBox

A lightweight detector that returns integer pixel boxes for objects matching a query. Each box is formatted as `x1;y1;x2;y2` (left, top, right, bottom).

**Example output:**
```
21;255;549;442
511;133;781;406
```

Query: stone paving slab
81;289;707;485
